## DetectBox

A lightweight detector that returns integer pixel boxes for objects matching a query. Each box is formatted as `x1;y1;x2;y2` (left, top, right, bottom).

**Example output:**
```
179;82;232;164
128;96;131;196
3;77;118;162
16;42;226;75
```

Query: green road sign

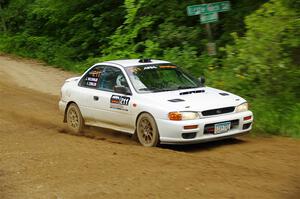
187;1;231;16
187;4;206;16
200;12;218;24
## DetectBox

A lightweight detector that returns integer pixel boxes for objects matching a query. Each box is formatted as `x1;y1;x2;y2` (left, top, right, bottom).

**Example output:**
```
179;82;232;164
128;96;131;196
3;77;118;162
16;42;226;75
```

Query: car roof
98;59;171;68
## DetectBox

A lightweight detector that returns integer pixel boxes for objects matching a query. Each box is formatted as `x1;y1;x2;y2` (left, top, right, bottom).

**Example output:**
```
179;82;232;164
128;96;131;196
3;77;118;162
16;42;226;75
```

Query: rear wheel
66;103;84;134
136;113;159;147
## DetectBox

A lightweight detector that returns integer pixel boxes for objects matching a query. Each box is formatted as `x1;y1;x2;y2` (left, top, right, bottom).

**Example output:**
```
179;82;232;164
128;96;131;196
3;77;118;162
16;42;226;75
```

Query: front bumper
58;100;67;113
156;111;253;144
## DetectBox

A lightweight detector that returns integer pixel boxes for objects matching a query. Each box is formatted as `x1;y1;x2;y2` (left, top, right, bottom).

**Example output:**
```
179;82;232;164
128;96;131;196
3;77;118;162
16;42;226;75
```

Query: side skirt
85;119;135;134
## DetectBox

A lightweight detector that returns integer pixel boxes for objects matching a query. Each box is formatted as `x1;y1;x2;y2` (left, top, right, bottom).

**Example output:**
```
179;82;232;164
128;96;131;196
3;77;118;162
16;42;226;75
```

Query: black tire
66;103;84;134
136;113;160;147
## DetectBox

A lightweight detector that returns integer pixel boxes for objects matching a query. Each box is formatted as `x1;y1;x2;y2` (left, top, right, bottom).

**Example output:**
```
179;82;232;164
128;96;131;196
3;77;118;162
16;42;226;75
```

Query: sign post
207;42;217;56
187;1;231;55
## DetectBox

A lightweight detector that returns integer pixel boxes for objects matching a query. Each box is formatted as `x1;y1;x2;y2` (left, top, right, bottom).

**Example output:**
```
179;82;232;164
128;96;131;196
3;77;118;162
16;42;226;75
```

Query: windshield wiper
138;88;151;91
139;87;177;92
152;88;177;92
177;86;198;90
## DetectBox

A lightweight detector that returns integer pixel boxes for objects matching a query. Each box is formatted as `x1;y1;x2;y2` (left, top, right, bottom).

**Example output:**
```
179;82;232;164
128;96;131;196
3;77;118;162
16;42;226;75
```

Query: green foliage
220;0;300;136
0;0;125;68
100;0;154;60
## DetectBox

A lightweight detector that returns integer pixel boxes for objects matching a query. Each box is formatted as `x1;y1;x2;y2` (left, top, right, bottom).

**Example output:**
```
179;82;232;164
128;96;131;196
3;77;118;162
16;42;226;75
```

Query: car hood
140;87;245;112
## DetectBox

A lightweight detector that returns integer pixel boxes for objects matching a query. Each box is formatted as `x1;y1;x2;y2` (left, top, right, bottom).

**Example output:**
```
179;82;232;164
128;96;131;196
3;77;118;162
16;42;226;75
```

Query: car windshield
125;64;201;93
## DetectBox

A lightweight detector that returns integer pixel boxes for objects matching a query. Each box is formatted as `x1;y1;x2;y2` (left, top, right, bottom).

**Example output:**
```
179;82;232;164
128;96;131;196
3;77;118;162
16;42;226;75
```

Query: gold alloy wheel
66;103;84;134
137;113;159;147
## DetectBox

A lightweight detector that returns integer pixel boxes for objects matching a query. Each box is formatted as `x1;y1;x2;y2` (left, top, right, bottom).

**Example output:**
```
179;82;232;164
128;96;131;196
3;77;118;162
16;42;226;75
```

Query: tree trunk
0;2;7;32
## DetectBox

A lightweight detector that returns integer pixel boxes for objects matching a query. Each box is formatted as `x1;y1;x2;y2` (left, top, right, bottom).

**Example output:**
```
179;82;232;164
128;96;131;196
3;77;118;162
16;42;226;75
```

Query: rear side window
80;66;105;88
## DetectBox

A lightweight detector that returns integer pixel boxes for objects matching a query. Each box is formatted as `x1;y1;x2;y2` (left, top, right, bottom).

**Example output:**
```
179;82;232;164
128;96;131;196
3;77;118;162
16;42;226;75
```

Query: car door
95;66;134;130
75;65;107;121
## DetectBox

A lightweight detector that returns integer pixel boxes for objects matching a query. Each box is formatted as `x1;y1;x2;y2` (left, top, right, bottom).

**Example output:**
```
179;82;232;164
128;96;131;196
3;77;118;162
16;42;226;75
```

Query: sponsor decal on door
110;95;130;111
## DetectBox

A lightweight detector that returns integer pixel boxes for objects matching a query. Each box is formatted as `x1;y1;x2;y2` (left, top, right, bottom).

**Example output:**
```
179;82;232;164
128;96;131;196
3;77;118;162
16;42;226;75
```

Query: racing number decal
120;97;130;105
110;95;130;111
110;95;130;105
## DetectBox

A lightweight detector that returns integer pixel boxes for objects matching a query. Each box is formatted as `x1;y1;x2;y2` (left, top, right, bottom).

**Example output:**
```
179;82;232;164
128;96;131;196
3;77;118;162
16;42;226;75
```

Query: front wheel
66;103;84;134
136;113;160;147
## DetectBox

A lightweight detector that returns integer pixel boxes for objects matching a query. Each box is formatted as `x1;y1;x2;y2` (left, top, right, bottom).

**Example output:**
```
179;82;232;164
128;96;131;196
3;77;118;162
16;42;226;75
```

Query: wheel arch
135;111;154;129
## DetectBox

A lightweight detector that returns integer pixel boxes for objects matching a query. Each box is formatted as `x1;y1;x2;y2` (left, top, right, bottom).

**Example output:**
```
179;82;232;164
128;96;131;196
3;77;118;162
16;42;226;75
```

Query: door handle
93;96;99;101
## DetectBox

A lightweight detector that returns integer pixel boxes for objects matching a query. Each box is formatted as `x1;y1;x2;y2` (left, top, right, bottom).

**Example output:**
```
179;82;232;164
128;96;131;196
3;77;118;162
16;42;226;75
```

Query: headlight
236;103;248;113
168;112;200;121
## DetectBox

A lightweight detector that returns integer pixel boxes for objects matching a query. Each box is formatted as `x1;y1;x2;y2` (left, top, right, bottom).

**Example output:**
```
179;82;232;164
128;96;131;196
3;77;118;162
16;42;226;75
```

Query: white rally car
59;59;253;147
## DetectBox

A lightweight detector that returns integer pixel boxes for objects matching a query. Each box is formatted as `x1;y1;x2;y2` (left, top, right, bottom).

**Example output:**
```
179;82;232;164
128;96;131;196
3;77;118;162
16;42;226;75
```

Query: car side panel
93;90;134;130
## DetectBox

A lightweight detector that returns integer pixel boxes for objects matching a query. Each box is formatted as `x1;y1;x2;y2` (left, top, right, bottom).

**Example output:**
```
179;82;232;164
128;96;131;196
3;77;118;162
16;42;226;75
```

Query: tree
0;0;8;32
221;0;300;135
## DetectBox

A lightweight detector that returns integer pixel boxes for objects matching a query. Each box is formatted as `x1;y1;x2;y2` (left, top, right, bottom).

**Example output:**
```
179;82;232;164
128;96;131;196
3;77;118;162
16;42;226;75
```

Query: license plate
214;122;231;134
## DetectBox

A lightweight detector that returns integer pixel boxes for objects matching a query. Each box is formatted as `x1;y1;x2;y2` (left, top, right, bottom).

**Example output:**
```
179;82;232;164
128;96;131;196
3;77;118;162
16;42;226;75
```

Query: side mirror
198;76;205;85
114;86;132;95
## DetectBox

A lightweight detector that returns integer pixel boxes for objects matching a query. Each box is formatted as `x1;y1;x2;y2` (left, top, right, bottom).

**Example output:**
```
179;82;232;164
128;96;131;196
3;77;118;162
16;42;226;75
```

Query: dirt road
0;55;299;199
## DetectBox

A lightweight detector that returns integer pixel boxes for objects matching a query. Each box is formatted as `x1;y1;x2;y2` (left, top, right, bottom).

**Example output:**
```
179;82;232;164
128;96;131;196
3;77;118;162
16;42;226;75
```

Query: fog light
184;125;198;130
243;123;252;129
182;132;197;139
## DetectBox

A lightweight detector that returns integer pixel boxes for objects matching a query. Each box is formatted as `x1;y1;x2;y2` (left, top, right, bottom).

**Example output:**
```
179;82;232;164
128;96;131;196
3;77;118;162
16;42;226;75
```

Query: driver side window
99;66;129;93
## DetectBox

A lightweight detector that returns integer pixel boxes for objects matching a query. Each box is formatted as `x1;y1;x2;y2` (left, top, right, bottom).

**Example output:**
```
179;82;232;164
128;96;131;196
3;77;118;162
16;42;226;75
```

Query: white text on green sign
201;12;219;24
187;1;231;16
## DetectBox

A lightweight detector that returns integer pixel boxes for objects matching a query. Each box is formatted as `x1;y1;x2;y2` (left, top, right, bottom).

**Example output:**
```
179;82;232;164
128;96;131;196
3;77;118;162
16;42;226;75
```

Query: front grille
202;106;235;116
204;119;239;135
